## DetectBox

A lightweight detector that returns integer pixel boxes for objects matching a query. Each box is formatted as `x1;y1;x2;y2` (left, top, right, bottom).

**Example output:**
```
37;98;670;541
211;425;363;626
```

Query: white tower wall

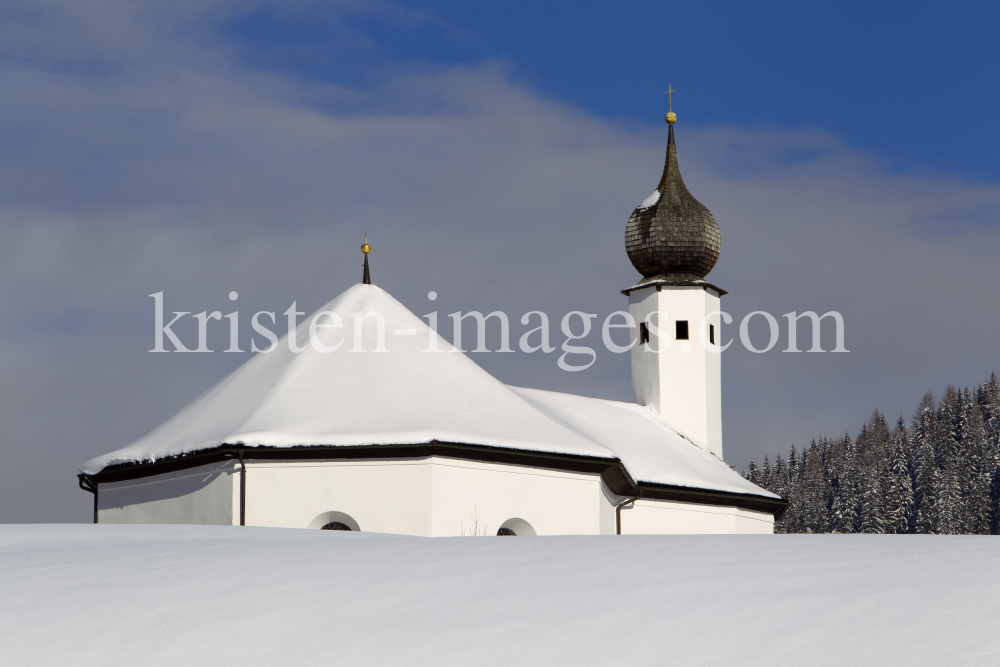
628;284;723;459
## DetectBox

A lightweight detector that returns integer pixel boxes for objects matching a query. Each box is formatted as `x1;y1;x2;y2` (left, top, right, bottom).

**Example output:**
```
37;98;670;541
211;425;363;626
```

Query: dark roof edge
637;481;788;519
81;441;623;485
79;441;784;519
621;278;728;296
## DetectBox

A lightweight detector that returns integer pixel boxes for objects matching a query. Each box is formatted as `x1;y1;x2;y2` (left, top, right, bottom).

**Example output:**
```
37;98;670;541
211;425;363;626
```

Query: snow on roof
81;285;613;475
511;386;777;497
3;525;998;666
81;283;772;500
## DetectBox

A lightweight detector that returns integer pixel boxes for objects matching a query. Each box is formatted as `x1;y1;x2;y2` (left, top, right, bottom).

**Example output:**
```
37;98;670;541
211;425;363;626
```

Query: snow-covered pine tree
991;468;1000;535
771;453;789;533
745;460;762;486
977;375;1000;533
860;412;891;530
840;433;861;533
773;453;786;494
961;389;990;534
792;442;828;533
884;422;914;533
979;374;1000;451
855;424;869;464
933;387;962;533
828;470;847;533
818;438;837;530
749;373;999;535
911;406;938;533
781;445;805;533
859;465;886;533
936;467;962;534
824;435;848;532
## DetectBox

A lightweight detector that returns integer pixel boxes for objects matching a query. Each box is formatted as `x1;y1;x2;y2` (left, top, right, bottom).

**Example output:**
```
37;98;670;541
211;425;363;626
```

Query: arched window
307;511;361;531
321;521;352;531
497;518;536;536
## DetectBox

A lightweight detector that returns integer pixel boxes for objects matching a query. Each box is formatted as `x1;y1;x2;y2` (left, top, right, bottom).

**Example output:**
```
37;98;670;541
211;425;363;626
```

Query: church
78;111;785;535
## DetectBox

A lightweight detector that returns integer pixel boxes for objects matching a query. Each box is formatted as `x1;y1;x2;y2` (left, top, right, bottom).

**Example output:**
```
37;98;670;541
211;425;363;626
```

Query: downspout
238;448;246;527
78;474;98;524
615;492;641;535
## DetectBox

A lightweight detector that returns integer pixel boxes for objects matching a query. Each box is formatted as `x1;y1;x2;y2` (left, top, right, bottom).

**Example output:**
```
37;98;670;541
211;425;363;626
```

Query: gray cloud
0;1;998;521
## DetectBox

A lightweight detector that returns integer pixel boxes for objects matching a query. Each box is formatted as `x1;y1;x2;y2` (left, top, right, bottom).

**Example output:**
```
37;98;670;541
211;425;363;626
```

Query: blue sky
223;1;1000;182
0;1;998;521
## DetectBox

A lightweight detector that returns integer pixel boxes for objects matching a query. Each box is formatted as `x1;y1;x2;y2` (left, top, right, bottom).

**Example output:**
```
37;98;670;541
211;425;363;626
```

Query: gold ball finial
664;85;677;124
361;234;371;255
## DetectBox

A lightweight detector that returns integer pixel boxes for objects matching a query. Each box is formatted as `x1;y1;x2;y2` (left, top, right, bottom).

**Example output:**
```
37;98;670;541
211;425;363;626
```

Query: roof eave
621;277;728;297
636;481;788;519
79;441;784;518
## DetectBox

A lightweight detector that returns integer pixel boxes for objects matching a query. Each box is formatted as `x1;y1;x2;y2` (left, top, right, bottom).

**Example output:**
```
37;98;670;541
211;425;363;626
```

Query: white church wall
97;461;235;525
427;458;606;536
628;285;723;458
238;457;609;536
619;499;774;534
243;459;432;535
95;457;774;535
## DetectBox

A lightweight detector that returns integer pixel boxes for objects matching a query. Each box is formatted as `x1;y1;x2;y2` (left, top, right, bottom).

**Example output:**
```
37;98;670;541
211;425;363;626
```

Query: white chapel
78;113;784;535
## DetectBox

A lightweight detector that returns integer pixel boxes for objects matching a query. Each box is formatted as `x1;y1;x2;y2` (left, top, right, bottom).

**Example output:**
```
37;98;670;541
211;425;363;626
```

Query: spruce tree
840;433;860;533
884;427;914;533
860;464;886;533
936;466;962;534
791;443;827;533
911;407;938;533
771;454;789;533
978;375;1000;532
829;469;848;533
961;390;990;534
978;374;1000;450
990;467;1000;535
935;388;963;534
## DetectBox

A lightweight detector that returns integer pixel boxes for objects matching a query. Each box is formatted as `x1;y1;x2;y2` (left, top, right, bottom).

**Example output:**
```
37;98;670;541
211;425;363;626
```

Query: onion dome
625;119;720;280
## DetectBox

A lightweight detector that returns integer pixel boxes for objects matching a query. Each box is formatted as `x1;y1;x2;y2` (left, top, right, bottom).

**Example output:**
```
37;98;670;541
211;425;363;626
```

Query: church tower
623;101;725;459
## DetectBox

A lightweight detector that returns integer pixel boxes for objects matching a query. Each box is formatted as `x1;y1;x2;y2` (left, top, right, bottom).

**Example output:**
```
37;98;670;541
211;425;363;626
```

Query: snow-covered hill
2;525;997;666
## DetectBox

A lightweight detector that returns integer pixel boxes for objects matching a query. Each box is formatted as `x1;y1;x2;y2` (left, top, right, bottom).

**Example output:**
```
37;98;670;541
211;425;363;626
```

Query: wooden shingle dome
625;123;720;280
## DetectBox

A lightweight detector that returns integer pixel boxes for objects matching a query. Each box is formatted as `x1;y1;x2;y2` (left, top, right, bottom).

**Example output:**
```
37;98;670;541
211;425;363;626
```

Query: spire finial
361;233;371;285
664;85;677;125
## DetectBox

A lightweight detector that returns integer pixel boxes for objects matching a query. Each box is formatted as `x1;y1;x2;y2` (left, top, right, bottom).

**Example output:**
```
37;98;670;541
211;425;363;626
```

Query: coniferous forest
744;373;1000;534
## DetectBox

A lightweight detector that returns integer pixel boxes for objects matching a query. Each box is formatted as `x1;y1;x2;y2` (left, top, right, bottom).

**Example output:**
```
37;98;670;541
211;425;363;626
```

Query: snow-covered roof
511;387;771;496
81;284;773;500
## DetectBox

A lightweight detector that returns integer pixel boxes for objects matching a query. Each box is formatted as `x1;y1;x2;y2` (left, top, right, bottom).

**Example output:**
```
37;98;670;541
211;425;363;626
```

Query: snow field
1;524;997;666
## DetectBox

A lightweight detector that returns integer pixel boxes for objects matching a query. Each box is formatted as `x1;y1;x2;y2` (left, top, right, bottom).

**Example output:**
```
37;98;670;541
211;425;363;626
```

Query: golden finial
664;84;677;125
361;233;371;255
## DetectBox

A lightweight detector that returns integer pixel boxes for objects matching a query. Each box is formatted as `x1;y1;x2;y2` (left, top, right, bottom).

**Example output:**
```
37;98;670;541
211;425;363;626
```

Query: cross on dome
664;85;677;124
